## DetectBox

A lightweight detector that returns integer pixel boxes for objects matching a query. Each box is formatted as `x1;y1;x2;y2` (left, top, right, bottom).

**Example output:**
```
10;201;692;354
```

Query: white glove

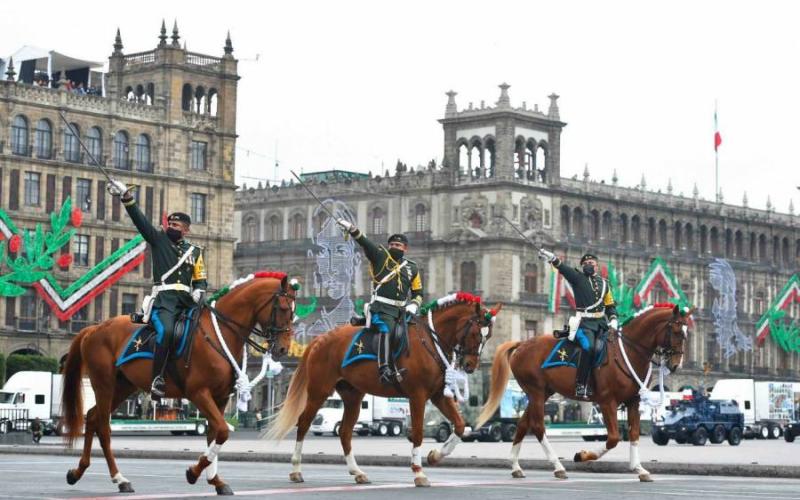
192;289;206;303
106;179;129;197
336;218;358;234
405;303;419;316
609;318;619;331
538;248;557;263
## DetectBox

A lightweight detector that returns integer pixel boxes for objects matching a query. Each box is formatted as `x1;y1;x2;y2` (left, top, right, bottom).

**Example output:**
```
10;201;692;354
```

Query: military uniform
551;253;617;397
121;197;207;398
352;229;423;383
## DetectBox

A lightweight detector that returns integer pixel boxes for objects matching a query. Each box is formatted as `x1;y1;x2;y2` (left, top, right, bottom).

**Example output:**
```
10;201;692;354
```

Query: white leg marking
591;443;610;459
629;440;649;475
440;433;462;457
510;442;523;473
411;446;425;478
205;457;218;481
204;442;222;463
540;435;566;472
111;472;130;484
345;452;365;476
291;440;304;474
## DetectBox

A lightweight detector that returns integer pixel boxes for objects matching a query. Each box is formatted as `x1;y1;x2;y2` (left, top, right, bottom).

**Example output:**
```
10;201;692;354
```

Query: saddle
342;315;411;369
542;330;609;370
116;308;200;367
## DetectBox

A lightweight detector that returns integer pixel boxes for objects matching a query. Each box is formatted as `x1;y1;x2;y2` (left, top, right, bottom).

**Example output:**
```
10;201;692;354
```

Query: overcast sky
3;1;799;212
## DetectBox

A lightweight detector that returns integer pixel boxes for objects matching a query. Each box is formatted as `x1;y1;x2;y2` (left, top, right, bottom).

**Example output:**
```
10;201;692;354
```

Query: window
524;263;537;294
290;213;305;239
35;119;52;159
371;207;385;234
64;123;80;162
525;320;538;340
35;394;45;405
11;115;29;155
460;261;477;292
19;288;37;331
414;204;427;232
244;216;258;242
74;234;90;266
87;127;102;165
71;307;88;334
190;193;206;224
265;215;282;241
121;293;138;315
135;134;151;172
190;141;207;170
76;179;91;213
24;172;41;206
113;131;129;169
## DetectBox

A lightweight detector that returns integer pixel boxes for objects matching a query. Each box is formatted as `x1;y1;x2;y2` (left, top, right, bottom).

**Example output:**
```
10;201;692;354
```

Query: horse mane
420;291;483;315
622;303;674;330
209;270;297;304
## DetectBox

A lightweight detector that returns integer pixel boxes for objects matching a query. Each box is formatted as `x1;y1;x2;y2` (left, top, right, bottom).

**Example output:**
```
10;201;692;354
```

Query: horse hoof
355;473;371;484
216;484;234;495
573;452;583;463
289;472;304;483
66;470;79;485
118;482;135;493
511;469;525;479
639;473;654;482
427;450;441;466
414;476;431;488
554;469;568;480
186;468;199;485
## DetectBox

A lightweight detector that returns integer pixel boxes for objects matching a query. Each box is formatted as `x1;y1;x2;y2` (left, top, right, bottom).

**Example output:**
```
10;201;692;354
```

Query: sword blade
58;111;116;184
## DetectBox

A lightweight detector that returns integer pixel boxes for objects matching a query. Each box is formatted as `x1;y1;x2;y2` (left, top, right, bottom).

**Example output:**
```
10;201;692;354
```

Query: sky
2;0;799;212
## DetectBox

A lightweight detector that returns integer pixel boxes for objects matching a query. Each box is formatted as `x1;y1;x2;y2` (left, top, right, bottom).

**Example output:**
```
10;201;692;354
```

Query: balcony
235;239;313;257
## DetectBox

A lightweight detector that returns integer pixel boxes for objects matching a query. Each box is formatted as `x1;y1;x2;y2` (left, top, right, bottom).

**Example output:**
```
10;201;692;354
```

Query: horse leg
204;398;234;495
426;393;465;466
530;395;568;479
289;388;330;483
66;405;97;485
185;390;233;495
508;404;530;478
575;400;620;463
336;382;370;484
408;394;430;487
626;398;652;482
95;378;137;493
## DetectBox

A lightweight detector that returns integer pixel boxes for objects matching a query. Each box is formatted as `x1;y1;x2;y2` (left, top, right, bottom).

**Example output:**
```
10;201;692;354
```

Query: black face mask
388;247;405;261
166;227;183;243
582;264;596;276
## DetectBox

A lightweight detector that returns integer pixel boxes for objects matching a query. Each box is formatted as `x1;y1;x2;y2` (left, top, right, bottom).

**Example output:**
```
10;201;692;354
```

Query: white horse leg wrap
540;436;566;472
629;440;648;474
345;453;364;475
204;442;222;463
411;446;425;478
592;444;610;459
510;442;523;472
206;457;218;481
440;433;461;457
291;441;304;474
111;472;129;484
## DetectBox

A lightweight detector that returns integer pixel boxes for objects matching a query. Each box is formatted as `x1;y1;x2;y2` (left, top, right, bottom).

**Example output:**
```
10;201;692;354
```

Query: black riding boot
151;341;169;400
378;332;395;385
575;348;594;399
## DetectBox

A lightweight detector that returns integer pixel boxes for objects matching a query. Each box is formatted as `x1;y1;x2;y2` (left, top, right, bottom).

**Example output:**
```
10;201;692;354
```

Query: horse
477;303;694;482
60;272;297;495
266;292;501;487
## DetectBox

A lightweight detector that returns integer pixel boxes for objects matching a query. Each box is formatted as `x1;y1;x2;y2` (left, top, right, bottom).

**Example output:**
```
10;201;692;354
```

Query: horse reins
420;310;493;370
615;317;686;380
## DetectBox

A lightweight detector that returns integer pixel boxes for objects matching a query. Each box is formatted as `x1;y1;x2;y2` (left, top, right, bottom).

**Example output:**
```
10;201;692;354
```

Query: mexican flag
714;108;722;151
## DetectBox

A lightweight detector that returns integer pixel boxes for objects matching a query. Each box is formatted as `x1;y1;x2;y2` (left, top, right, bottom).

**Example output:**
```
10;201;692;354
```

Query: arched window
113;131;130;170
195;86;206;114
468;211;482;229
290;213;305;239
134;134;151;172
772;236;780;265
208;88;219;116
414;204;427;232
782;237;790;268
601;211;613;239
658;219;668;247
457;140;469;176
758;234;767;262
35;119;52;159
572;207;584;237
524;262;537;294
631;215;642;245
700;225;708;254
125;86;135;101
734;230;744;258
244;216;258;242
265;215;282;241
483;137;496;177
750;232;757;262
725;229;733;258
181;84;193;111
685;223;694;251
64;123;80;162
146;83;155;105
460;261;477;293
371;207;385;234
590;210;600;240
560;206;571;236
86;127;102;165
710;227;720;255
674;221;682;249
11;115;29;155
470;138;482;177
619;214;629;243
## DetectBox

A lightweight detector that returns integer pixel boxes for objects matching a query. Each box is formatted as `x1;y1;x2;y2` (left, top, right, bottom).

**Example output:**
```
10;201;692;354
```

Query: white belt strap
373;296;406;307
160;245;196;284
152;284;192;294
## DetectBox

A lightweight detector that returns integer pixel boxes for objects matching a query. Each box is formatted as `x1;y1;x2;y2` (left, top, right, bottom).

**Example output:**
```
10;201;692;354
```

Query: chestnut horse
477;304;693;482
266;293;501;487
60;273;296;495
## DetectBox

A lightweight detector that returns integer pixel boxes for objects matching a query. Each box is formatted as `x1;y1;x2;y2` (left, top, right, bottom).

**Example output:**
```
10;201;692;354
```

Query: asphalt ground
2;454;799;500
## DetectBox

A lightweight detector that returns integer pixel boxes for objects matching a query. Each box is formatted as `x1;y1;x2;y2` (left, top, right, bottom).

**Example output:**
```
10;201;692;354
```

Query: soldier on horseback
108;180;207;400
538;250;618;398
335;219;424;385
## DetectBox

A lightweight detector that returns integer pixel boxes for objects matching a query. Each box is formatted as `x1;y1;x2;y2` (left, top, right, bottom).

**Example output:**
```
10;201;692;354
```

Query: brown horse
60;273;297;495
477;304;694;482
266;292;501;487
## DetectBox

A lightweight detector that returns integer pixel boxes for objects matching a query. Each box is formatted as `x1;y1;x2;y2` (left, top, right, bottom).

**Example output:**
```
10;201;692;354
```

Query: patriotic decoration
755;275;800;353
0;198;146;320
547;264;575;313
714;107;723;152
633;257;689;309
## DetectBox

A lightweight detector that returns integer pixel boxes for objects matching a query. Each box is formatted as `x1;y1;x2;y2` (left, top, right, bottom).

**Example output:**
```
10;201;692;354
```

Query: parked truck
651;391;744;446
709;379;800;439
310;392;410;437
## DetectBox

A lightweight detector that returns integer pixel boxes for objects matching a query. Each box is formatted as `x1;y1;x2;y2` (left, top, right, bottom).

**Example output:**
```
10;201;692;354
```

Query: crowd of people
31;72;101;95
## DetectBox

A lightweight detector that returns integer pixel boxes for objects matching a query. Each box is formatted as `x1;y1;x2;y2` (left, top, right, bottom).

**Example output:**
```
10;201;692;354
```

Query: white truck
310;392;410;437
0;371;95;434
710;378;800;439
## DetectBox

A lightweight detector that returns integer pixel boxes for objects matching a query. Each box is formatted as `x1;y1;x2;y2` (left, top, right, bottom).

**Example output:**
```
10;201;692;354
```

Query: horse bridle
449;311;494;366
618;316;688;366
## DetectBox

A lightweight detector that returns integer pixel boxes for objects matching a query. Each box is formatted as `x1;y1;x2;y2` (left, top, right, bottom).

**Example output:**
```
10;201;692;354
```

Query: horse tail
475;340;521;429
262;337;317;441
62;325;94;447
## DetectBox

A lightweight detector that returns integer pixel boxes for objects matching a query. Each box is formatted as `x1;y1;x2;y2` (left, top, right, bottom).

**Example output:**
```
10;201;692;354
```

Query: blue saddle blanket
341;328;408;368
541;330;607;370
115;309;196;367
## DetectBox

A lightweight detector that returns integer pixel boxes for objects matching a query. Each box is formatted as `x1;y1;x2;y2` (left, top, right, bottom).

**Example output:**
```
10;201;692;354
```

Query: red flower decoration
9;234;22;253
633;294;642;308
70;208;83;228
57;254;73;269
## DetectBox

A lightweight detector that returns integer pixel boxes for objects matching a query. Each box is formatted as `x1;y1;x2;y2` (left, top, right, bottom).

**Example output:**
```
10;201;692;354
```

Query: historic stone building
234;84;800;394
0;23;238;361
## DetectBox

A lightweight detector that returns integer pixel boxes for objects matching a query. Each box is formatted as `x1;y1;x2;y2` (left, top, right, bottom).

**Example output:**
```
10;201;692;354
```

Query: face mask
582;264;595;276
388;247;405;261
166;227;183;243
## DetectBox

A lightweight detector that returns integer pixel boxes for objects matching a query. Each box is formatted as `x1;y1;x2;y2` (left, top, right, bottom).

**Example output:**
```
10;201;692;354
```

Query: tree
5;354;58;380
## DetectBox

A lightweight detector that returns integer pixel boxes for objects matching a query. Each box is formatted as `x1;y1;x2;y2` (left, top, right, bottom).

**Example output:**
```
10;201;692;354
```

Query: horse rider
538;250;618;398
336;218;424;385
108;180;207;400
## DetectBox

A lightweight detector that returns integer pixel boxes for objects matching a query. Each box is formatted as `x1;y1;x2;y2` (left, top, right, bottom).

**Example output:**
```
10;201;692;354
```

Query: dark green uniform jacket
555;260;617;345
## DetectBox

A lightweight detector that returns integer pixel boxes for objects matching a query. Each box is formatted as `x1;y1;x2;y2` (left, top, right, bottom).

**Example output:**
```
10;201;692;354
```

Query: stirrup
151;376;166;400
379;365;395;385
575;383;592;399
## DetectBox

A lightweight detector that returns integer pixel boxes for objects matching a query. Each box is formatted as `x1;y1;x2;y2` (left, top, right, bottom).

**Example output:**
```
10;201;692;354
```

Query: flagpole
714;100;720;203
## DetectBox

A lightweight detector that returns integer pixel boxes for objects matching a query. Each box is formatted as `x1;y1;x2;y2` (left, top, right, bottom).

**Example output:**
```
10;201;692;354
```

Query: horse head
658;304;695;373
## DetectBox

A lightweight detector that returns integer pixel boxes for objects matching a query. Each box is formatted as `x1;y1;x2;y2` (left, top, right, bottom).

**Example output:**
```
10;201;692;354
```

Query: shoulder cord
160;245;196;283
